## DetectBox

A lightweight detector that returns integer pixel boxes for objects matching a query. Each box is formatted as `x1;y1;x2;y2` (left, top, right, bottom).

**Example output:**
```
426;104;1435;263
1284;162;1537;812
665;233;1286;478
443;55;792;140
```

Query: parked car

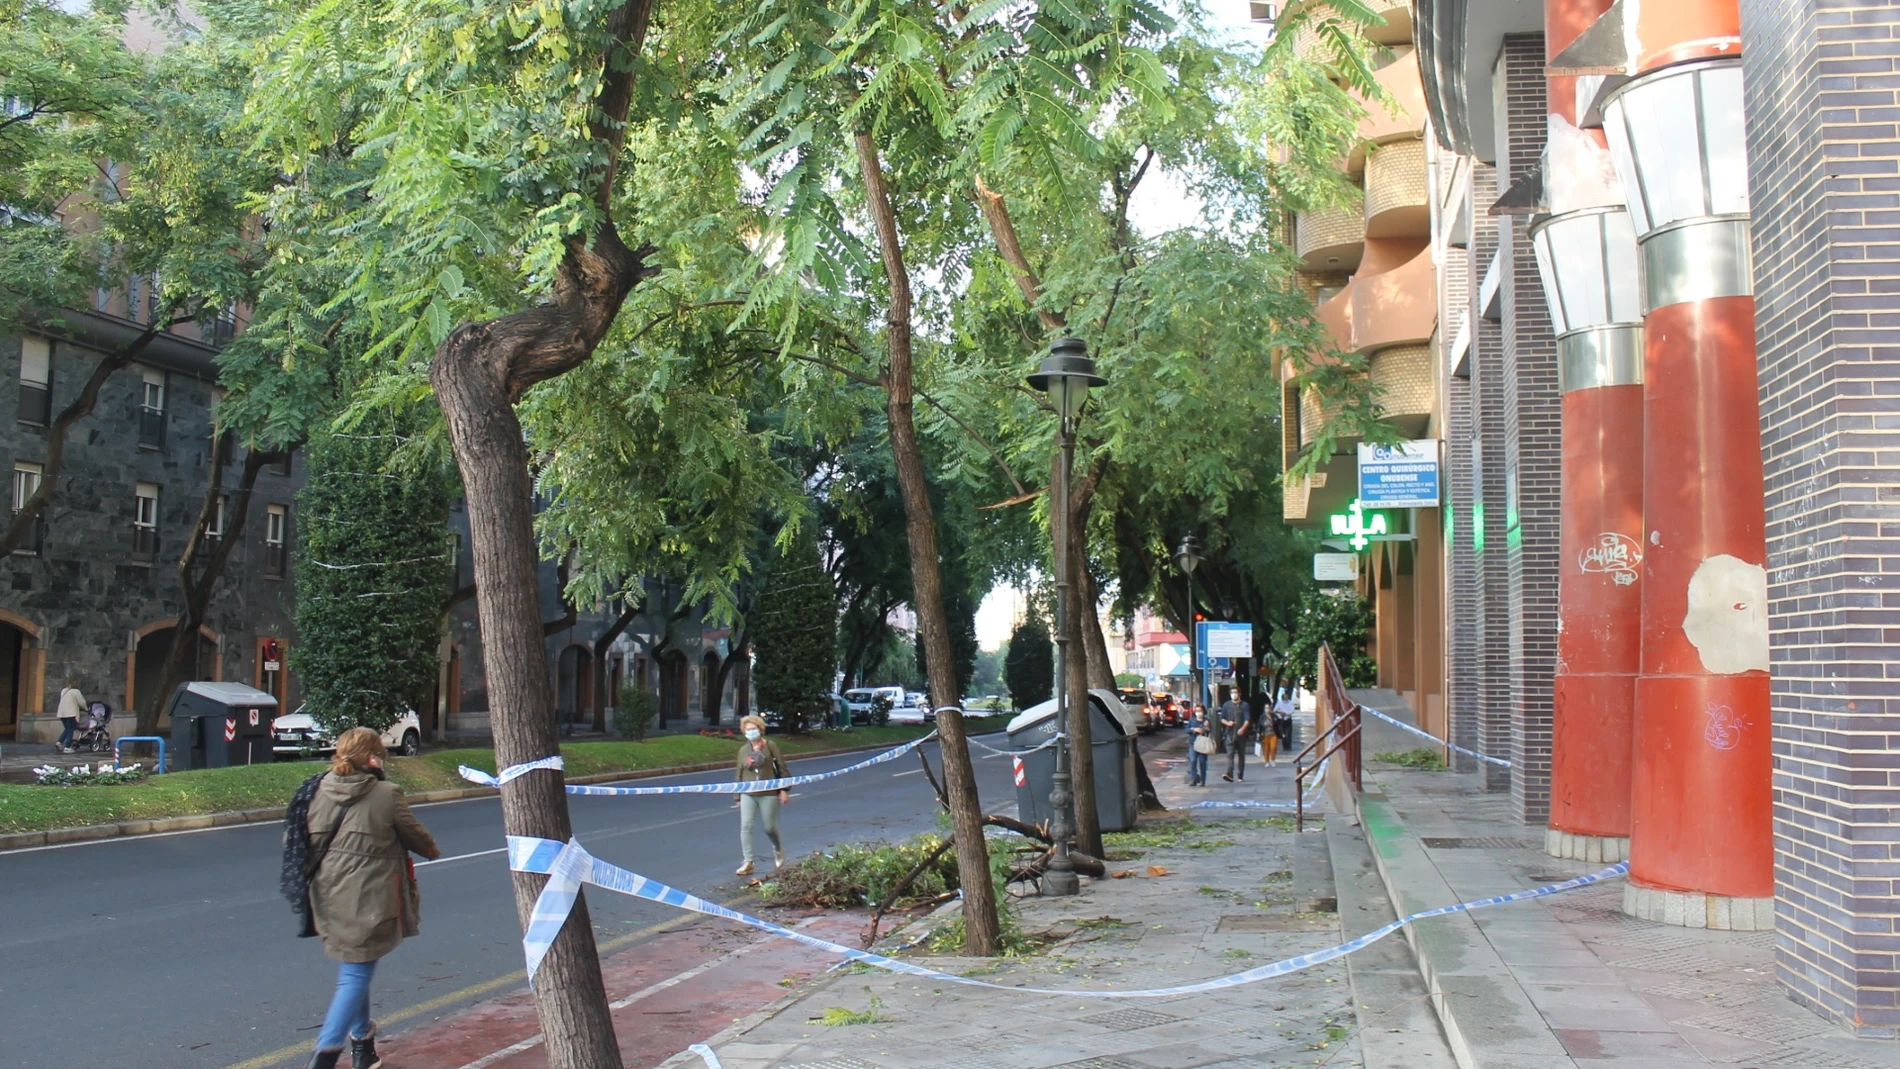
272;704;422;759
842;686;901;726
889;695;935;725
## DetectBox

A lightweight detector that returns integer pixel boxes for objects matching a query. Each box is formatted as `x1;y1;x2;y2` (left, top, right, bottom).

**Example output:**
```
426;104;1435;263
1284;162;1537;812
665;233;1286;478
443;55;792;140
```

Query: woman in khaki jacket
305;727;440;1069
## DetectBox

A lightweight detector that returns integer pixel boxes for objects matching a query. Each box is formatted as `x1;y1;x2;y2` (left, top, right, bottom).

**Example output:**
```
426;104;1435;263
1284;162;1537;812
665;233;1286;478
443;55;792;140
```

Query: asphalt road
0;733;1022;1069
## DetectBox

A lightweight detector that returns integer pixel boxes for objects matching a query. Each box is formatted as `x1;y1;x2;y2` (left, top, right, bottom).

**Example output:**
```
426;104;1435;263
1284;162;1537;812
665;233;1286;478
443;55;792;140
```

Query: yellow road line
218;898;740;1069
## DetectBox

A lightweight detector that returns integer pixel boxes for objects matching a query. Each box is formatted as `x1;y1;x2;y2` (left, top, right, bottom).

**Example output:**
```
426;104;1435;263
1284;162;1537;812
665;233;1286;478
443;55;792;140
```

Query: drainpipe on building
1534;0;1643;866
1598;0;1774;930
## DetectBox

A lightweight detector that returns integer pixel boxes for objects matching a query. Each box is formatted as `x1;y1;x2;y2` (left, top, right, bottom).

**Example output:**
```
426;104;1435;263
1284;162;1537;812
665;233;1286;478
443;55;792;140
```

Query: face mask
744;728;762;741
367;765;386;781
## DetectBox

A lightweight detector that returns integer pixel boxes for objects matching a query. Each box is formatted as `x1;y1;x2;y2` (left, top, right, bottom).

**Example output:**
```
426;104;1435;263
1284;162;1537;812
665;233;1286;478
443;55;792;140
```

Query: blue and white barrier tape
687;1044;722;1069
505;834;1625;994
1359;706;1511;768
1189;756;1329;811
460;732;939;797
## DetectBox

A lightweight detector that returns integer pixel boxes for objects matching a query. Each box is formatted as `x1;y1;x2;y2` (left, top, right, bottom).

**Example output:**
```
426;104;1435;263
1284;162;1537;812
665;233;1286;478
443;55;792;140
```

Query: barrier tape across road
459;732;941;796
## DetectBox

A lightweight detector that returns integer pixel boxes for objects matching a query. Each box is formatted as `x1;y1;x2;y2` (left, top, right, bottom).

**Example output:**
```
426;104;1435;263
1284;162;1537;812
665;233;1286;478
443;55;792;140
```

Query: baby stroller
72;701;114;754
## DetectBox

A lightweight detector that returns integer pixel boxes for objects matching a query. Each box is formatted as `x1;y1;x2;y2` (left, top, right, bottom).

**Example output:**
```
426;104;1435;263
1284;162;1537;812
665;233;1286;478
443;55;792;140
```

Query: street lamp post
1029;336;1106;898
1175;536;1203;710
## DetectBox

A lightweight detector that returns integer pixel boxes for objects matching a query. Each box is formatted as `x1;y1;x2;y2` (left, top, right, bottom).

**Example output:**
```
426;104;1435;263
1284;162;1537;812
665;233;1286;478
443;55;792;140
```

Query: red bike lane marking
383;912;865;1069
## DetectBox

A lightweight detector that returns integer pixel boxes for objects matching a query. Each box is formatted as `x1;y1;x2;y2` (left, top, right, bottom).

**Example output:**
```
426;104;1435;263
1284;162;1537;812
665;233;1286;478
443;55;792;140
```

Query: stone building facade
1;313;303;742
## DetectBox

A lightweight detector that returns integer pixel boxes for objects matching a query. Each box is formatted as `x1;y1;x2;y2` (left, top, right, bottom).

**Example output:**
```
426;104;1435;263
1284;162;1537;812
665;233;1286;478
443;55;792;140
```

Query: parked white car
272;704;423;758
842;686;906;725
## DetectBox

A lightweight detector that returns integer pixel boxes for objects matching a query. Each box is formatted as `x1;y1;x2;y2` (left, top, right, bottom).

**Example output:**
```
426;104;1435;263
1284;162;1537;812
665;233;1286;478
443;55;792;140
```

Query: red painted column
1633;299;1772;905
1541;0;1643;862
1551;381;1642;853
1600;0;1774;928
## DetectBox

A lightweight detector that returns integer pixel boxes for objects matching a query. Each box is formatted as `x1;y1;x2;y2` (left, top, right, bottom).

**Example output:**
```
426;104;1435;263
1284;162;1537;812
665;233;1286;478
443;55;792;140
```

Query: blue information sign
1357;440;1440;509
1195;622;1252;669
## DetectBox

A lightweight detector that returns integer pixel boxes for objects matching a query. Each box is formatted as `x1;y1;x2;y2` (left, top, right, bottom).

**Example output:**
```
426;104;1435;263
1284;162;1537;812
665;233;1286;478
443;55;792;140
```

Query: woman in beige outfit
304;727;440;1069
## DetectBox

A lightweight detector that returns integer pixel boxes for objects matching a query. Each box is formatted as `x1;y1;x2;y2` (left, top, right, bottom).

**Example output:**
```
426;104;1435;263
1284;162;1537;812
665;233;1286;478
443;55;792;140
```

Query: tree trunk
709;628;745;725
853;126;1000;956
138;440;276;735
424;3;656;1062
590;599;641;732
1054;448;1101;862
1;325;163;556
1073;491;1117;691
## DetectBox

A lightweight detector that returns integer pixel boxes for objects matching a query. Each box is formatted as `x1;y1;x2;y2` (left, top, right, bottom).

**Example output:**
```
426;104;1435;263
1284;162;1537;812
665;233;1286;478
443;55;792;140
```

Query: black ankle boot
349;1023;382;1069
306;1048;341;1069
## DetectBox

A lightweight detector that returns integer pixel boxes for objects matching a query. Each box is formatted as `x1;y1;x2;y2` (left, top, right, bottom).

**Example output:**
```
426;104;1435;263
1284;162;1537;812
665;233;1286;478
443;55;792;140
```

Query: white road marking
448;921;807;1069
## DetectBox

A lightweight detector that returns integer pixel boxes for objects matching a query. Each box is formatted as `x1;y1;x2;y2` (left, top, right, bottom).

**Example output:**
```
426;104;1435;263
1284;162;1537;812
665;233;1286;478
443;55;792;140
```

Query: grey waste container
1008;691;1139;833
167;682;278;770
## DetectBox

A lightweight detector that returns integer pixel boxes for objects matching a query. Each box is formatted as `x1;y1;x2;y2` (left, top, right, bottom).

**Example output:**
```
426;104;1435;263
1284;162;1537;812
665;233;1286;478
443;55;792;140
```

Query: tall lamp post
1028;336;1105;898
1174;536;1203;709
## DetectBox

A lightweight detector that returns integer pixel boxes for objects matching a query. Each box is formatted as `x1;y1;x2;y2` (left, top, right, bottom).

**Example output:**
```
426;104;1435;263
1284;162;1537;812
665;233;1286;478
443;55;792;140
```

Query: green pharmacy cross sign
1328;499;1390;551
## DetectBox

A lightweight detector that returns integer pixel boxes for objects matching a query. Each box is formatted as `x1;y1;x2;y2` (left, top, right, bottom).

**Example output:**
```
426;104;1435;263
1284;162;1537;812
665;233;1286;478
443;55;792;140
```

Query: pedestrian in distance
301;726;440;1069
1186;705;1214;786
1273;688;1298;755
1220;692;1251;782
55;679;85;753
734;714;790;876
1261;693;1283;768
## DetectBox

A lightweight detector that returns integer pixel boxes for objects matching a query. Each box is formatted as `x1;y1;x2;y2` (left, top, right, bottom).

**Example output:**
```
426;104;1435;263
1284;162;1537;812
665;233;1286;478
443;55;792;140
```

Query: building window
138;368;166;448
11;462;43;555
205;493;227;547
18;336;50;426
269;450;291;478
207;305;237;347
265;503;287;577
133;482;159;562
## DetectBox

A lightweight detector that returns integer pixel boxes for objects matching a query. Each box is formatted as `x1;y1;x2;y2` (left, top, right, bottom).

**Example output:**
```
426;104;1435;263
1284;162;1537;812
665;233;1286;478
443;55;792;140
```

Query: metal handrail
1295;709;1361;832
1294;644;1365;831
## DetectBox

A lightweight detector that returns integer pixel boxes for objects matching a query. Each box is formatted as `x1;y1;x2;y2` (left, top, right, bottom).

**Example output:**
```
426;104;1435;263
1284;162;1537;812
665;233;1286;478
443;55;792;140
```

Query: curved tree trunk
425;3;656;1064
854;125;999;956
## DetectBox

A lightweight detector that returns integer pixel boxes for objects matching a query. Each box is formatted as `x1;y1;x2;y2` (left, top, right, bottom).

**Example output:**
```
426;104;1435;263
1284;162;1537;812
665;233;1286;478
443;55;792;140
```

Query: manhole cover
1421;836;1539;850
1217;914;1338;932
1075;1008;1184;1031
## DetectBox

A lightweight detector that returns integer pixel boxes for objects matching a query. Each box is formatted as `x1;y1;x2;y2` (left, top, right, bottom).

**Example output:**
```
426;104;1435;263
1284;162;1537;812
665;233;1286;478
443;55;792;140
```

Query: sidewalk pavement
663;728;1429;1069
1347;689;1900;1069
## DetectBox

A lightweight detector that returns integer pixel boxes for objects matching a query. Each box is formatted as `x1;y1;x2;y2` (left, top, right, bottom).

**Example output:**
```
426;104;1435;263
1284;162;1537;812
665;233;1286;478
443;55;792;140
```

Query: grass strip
0;719;1005;836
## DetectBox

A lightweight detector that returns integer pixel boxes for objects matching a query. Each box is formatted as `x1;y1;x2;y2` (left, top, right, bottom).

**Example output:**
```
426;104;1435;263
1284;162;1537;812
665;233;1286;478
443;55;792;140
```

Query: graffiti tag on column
1579;532;1643;586
1704;703;1747;751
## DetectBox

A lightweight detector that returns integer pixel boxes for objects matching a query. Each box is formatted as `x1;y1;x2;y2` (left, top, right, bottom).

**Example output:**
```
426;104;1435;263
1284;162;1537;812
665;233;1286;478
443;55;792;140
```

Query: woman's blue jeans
58;717;77;748
1187;748;1209;784
316;959;378;1050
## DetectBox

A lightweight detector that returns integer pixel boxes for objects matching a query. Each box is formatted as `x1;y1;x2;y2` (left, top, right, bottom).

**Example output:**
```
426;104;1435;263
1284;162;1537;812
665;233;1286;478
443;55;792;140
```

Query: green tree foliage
1284;589;1378;690
1003;614;1054;710
292;416;454;733
751;522;838;733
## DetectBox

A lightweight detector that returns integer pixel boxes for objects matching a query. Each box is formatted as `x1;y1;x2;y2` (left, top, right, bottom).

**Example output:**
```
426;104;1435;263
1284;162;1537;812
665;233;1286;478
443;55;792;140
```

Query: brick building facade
1741;0;1900;1035
1402;0;1900;1036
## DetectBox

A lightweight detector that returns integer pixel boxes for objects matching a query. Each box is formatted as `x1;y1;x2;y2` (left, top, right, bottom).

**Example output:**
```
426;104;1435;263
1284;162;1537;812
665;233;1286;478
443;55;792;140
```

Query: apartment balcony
1297;204;1366;272
1350;243;1435;353
1351;51;1427;170
1365;138;1430;239
1363;0;1414;46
